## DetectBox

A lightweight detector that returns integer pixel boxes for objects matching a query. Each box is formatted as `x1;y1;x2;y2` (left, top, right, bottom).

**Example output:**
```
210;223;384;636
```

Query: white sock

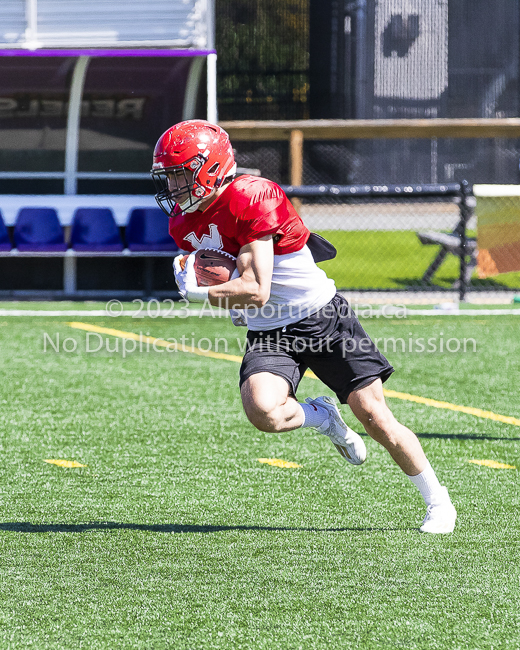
407;461;445;506
298;402;328;429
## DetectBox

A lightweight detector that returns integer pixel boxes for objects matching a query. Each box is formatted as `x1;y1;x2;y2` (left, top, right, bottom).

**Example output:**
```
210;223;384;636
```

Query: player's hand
173;253;209;303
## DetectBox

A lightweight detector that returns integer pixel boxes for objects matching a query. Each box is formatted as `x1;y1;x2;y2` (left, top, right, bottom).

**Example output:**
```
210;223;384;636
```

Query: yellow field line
382;388;520;427
258;458;303;469
67;321;243;363
44;459;86;468
67;322;520;428
468;459;516;469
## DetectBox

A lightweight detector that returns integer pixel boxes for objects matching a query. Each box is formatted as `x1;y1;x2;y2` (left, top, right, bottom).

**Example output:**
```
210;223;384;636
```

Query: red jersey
169;174;336;331
168;175;310;255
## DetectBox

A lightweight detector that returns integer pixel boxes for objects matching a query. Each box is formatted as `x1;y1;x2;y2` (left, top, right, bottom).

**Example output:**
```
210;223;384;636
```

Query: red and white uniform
169;175;336;331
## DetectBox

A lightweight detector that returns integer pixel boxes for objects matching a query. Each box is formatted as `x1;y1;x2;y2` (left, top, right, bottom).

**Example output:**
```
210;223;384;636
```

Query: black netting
216;0;520;185
232;139;520;186
217;0;519;122
216;0;310;121
233;142;288;185
278;188;520;294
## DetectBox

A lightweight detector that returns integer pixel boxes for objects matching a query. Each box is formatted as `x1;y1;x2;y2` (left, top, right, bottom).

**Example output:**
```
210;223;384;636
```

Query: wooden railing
219;118;520;187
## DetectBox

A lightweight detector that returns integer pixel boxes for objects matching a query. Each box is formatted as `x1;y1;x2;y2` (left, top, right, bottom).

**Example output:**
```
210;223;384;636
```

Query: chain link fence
1;180;519;300
279;182;520;298
233;138;520;186
473;189;520;289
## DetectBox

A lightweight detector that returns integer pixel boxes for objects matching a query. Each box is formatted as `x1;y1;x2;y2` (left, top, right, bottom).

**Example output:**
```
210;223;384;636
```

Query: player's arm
207;235;274;309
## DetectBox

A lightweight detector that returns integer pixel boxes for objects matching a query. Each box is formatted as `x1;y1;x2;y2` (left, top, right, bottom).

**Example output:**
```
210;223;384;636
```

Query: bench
416;229;477;286
0;197;179;296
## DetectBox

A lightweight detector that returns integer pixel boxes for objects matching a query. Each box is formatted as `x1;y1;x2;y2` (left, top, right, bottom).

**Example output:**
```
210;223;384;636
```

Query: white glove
173;253;209;303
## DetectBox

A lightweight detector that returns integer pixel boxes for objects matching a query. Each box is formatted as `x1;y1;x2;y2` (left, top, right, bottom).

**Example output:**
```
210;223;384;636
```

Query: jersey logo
183;224;222;250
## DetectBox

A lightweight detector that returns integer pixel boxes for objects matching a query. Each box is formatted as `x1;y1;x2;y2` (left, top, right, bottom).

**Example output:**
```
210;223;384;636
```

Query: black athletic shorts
239;293;394;403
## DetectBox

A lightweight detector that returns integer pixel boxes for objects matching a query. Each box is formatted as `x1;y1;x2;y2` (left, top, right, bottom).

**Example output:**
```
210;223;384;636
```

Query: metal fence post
458;179;473;302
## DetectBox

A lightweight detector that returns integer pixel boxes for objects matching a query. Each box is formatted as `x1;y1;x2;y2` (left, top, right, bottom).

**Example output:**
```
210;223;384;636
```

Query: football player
151;120;457;534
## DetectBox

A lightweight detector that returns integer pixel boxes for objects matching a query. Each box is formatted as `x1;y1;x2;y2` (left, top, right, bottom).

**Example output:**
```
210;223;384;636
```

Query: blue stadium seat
14;208;67;251
0;212;11;251
126;208;178;252
71;208;123;252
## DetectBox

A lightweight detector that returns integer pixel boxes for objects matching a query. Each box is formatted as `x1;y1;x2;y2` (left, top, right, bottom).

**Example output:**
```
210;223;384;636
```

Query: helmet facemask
152;156;209;215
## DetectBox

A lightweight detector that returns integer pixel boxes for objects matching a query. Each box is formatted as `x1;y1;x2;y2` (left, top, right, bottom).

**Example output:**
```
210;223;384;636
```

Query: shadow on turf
0;522;414;534
357;431;520;441
391;277;517;290
415;432;520;441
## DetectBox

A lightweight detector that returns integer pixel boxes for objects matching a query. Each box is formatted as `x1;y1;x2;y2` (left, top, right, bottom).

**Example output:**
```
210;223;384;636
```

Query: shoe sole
333;441;365;465
333;442;352;461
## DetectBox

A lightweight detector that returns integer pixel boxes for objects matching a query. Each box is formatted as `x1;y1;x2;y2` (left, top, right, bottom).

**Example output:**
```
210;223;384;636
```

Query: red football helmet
151;120;236;215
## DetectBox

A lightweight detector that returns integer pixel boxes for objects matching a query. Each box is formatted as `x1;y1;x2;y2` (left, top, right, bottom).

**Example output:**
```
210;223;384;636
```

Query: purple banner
0;49;214;57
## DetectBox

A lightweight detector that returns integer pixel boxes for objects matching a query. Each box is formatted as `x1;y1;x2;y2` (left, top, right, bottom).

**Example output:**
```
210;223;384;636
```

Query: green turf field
0;307;519;649
316;230;520;290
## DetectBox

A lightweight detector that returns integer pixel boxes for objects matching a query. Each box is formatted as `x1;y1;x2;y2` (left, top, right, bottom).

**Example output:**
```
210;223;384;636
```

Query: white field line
0;310;113;316
403;309;520;316
0;307;518;318
0;309;227;317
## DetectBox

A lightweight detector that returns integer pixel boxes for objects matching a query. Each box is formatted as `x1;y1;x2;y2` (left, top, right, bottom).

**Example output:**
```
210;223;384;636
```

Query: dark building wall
308;0;349;119
308;0;519;122
447;0;519;119
218;0;520;185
